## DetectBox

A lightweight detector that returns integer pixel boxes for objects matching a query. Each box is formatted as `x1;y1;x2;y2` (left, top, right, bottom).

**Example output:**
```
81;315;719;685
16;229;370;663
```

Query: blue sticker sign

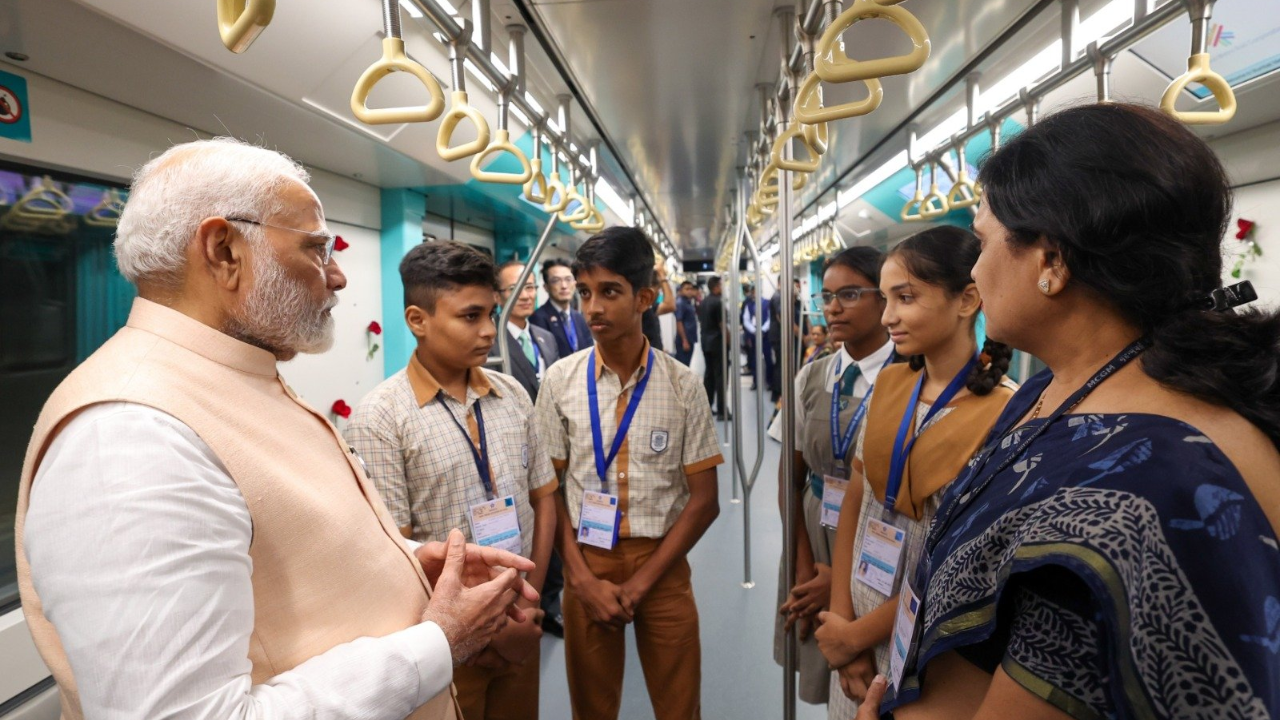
0;69;32;143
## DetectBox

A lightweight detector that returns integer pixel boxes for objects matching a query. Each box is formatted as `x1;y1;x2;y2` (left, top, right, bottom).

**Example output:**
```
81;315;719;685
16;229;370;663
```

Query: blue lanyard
528;331;542;372
588;349;655;494
884;356;977;513
926;338;1150;555
439;393;495;500
830;351;895;464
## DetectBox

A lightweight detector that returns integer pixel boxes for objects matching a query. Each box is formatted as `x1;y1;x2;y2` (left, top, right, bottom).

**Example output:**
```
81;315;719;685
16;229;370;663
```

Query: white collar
831;339;895;389
507;321;529;339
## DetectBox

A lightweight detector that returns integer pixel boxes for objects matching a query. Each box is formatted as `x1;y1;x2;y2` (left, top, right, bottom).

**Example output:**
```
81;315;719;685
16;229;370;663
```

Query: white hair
115;137;310;286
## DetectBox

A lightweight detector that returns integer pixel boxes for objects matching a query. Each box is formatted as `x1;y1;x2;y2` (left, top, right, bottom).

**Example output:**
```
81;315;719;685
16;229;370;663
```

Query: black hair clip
1203;281;1258;312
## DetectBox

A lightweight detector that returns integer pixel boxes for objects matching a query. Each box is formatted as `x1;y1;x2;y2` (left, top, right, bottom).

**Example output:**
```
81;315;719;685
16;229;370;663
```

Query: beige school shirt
347;354;558;555
535;342;724;538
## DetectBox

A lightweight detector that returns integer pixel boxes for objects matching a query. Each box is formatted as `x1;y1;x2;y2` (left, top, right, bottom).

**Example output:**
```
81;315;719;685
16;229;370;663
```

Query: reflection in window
0;165;133;611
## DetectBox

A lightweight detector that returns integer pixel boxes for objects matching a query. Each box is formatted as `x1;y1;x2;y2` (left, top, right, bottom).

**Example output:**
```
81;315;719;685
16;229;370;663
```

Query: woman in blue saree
853;103;1280;719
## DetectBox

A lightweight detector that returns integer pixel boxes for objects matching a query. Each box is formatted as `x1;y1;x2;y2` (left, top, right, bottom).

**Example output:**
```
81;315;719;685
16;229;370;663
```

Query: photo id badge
578;490;621;550
820;474;849;529
888;578;921;693
854;516;907;597
468;495;523;556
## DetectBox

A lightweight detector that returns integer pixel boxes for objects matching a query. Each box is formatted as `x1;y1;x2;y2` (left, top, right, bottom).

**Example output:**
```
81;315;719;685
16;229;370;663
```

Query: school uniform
535;342;724;720
348;355;558;720
772;341;894;704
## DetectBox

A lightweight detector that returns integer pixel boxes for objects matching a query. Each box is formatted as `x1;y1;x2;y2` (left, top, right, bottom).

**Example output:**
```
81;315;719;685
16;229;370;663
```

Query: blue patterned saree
885;370;1280;720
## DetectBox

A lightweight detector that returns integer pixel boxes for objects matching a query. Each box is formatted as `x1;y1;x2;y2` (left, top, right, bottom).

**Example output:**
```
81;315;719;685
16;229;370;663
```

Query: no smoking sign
0;70;32;142
0;85;24;124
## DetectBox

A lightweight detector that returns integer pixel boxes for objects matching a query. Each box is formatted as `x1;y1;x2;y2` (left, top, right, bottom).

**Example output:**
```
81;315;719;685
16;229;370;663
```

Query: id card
888;580;921;692
819;475;849;528
578;490;621;550
469;495;523;555
854;516;907;596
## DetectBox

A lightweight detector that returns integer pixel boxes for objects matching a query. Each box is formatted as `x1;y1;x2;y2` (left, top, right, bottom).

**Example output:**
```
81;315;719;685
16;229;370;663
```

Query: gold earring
1039;280;1051;294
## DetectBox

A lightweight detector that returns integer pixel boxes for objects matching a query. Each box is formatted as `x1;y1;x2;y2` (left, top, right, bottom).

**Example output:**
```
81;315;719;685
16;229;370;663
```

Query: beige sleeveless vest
13;299;458;720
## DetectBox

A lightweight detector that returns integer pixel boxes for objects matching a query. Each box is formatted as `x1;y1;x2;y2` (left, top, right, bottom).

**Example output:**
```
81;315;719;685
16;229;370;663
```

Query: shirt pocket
632;421;684;472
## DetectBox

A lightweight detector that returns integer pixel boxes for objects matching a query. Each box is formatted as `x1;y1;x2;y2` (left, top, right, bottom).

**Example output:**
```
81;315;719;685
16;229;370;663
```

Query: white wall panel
279;221;387;416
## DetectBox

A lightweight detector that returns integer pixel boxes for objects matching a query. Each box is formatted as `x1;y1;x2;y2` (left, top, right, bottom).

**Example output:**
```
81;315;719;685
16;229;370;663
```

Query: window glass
0;164;132;612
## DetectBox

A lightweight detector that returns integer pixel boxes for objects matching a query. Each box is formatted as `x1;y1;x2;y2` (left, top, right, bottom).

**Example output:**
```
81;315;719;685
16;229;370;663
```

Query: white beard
228;250;336;358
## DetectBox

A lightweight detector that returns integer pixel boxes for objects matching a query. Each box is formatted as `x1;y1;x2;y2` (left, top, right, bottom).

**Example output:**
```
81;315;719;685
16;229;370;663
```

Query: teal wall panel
380;188;427;377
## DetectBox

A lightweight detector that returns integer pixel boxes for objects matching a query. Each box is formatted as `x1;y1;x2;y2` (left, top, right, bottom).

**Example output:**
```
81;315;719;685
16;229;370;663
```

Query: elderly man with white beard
13;138;536;720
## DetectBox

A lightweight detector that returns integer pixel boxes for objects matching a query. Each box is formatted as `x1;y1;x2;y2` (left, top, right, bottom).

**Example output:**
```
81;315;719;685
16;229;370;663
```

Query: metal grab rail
919;160;949;219
772;121;821;174
350;0;446;125
1160;0;1236;125
793;71;884;125
727;184;768;590
436;21;492;161
524;123;551;203
217;0;274;53
543;150;572;214
945;139;979;209
494;219;558;376
470;76;534;184
85;189;124;228
814;0;930;84
899;165;925;222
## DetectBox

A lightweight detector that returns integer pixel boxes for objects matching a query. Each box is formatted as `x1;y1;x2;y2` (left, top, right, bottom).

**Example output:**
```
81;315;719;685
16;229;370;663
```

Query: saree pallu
885;370;1280;720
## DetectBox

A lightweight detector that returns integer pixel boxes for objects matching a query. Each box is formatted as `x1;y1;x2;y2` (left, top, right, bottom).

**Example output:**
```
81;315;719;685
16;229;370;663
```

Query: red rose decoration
367;321;382;335
331;399;352;419
334;236;350;252
1236;219;1256;240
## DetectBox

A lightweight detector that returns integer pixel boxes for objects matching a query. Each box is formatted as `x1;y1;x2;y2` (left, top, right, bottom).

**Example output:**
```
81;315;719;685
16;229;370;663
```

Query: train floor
537;373;828;719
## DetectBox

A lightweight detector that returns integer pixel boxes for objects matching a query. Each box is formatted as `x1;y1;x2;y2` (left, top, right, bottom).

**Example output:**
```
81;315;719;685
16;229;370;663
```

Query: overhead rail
895;0;1235;221
785;0;1233;234
204;0;671;249
217;0;274;53
350;0;446;125
748;0;929;233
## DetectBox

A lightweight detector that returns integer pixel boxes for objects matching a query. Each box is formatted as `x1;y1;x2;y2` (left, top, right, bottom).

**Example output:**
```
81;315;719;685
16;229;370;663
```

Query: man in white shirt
16;138;536;720
491;260;560;403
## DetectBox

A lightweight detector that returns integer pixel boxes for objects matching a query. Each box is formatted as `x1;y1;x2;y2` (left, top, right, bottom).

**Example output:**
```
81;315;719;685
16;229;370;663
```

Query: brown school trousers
453;652;540;720
562;537;701;720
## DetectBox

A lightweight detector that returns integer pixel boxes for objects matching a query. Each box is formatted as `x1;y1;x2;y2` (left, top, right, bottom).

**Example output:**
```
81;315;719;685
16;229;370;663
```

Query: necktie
563;311;579;352
839;361;862;399
519;331;537;368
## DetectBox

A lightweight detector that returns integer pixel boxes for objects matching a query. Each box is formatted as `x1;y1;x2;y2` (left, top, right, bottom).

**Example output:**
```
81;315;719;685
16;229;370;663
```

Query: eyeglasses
226;218;337;265
502;282;538;295
817;287;884;308
546;276;575;287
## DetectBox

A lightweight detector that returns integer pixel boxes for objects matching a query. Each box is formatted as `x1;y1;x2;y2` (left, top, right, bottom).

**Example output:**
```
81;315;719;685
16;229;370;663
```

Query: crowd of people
12;101;1280;720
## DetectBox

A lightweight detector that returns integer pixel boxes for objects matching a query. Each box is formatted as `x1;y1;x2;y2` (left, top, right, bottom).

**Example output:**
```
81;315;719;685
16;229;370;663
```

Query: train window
0;164;133;612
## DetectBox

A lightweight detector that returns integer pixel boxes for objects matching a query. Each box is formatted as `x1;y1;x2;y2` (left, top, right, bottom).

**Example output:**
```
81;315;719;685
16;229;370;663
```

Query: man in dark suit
530;258;592;358
493;260;566;640
492;261;560;403
699;276;727;418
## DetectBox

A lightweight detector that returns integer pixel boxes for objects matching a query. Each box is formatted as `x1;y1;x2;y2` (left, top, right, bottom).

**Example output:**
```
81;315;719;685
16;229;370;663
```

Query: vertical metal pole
775;6;798;719
1061;0;1080;69
496;219;557;376
471;0;491;54
506;24;527;94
